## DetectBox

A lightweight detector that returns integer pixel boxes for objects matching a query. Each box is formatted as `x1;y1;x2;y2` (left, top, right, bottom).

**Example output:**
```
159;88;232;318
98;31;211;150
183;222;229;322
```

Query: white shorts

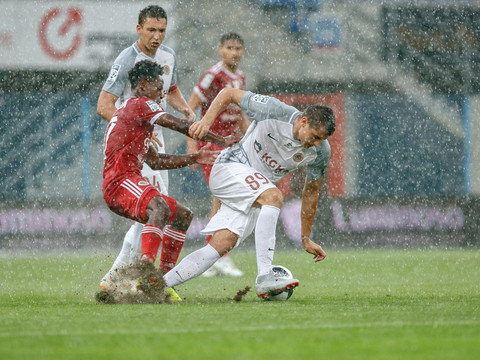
208;162;276;214
201;162;276;245
201;204;260;246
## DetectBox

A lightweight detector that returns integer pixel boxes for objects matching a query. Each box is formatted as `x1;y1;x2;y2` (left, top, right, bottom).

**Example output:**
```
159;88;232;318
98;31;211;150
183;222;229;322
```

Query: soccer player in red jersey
186;33;250;277
103;60;234;274
98;6;196;301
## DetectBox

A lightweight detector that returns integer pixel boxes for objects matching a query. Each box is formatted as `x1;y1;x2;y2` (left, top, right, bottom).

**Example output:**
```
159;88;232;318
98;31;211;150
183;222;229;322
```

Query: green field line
1;319;479;339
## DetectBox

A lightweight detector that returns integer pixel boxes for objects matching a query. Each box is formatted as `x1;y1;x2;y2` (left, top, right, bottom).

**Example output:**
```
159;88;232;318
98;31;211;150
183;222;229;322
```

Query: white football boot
255;270;299;299
99;269;120;290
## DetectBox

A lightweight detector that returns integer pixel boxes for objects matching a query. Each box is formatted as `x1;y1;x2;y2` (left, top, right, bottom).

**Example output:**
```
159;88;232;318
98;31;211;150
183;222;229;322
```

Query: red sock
159;226;186;274
141;224;163;262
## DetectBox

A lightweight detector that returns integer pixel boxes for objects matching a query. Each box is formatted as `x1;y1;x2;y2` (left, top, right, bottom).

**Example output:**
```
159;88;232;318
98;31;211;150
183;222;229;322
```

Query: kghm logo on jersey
162;65;171;75
293;153;304;162
255;140;287;172
261;152;287;172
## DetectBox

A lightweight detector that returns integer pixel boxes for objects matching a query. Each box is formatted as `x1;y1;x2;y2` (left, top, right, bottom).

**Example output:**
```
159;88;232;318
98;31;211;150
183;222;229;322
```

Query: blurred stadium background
1;0;479;251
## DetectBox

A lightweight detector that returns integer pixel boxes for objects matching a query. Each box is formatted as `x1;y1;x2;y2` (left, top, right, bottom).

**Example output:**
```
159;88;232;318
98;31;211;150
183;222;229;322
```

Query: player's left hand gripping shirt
102;97;166;190
217;91;331;183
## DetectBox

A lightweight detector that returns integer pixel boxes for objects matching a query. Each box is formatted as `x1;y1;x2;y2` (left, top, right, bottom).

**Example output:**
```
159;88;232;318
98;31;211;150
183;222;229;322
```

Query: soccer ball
267;265;295;301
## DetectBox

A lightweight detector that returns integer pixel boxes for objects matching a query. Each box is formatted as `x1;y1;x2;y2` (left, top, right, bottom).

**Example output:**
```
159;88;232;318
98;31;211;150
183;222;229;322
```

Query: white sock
109;238;131;270
128;222;144;262
109;222;143;271
164;244;221;288
255;205;280;276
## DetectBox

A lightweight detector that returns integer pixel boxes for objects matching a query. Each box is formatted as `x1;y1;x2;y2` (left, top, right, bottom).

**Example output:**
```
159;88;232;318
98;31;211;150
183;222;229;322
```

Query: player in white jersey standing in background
163;88;336;299
96;5;194;301
186;33;250;277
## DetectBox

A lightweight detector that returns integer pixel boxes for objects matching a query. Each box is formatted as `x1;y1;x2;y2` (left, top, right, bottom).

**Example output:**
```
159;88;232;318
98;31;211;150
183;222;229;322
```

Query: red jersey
193;62;246;137
103;97;165;191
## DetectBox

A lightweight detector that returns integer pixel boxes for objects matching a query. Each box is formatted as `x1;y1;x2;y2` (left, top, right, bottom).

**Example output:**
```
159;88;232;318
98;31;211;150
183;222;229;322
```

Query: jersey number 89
245;172;270;190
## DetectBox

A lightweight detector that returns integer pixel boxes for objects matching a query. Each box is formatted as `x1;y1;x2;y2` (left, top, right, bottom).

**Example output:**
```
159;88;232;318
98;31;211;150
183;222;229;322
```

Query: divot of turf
228;286;251;302
95;261;170;304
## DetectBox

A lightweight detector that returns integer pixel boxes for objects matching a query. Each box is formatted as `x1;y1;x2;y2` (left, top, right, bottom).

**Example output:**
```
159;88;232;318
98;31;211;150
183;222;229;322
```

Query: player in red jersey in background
186;33;250;277
103;60;234;283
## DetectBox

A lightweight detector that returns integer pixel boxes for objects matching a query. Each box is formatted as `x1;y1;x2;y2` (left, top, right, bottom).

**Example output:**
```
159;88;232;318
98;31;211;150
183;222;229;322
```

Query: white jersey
217;91;331;183
102;41;177;109
101;42;179;194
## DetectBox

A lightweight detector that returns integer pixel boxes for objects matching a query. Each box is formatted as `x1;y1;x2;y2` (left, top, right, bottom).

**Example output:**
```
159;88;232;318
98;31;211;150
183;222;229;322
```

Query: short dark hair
128;60;164;88
138;5;167;26
303;104;336;136
220;32;244;46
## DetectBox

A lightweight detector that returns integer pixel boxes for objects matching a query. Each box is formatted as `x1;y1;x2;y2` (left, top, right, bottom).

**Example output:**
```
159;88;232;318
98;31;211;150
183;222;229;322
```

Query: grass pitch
0;248;479;359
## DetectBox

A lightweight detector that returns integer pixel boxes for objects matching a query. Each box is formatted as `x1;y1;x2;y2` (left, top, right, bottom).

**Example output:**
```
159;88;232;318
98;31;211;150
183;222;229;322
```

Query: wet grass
0;248;479;359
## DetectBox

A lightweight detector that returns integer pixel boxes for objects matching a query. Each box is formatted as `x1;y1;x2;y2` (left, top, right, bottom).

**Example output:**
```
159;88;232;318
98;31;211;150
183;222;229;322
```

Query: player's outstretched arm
145;143;220;170
155;113;233;147
189;88;246;140
186;91;204;171
166;88;196;121
301;177;327;262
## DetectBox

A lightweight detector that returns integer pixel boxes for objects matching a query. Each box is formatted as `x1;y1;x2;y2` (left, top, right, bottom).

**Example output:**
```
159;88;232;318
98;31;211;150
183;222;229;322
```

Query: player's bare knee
271;188;284;207
210;230;238;256
256;187;283;208
184;208;193;226
171;204;193;231
146;197;170;227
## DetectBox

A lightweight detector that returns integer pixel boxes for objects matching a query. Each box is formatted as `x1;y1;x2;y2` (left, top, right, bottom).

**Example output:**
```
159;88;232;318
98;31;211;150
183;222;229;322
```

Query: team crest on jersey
146;100;161;112
293;153;304;162
251;94;270;104
107;64;121;82
162;65;171;75
138;180;150;186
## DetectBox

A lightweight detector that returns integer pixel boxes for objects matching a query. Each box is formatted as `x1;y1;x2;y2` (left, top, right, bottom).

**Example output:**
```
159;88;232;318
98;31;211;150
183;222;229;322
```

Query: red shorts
103;175;176;223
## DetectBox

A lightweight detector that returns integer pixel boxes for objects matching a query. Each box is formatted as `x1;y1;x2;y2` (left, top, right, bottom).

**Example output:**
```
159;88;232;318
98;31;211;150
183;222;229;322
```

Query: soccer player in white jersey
164;88;336;299
96;5;194;301
186;32;249;277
